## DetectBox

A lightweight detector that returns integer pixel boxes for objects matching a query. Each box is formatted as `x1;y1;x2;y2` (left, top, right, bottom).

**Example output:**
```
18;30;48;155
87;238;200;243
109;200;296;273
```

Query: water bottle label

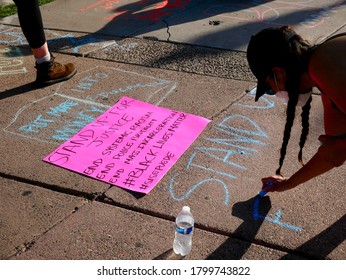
176;226;193;235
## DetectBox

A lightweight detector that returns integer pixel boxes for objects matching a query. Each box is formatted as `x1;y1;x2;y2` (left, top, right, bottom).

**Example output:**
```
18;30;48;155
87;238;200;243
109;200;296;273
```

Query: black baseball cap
247;27;296;101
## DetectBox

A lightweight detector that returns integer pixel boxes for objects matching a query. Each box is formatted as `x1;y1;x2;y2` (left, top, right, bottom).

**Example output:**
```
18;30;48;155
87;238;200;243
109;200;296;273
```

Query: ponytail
298;96;312;165
275;26;312;175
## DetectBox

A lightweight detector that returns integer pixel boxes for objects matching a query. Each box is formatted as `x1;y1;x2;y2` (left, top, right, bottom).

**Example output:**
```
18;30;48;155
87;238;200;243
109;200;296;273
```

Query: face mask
273;73;289;104
297;91;312;107
275;90;289;103
273;73;312;107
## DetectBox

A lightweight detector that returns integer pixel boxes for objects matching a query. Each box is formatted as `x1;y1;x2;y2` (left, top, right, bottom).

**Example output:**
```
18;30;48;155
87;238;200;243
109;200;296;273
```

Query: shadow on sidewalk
207;200;345;260
1;0;341;85
153;196;271;260
280;214;346;260
206;195;271;259
1;0;276;56
0;81;37;100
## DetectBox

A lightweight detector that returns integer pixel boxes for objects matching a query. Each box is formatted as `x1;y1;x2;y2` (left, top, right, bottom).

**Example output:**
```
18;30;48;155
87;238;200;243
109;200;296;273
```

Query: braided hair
275;26;313;176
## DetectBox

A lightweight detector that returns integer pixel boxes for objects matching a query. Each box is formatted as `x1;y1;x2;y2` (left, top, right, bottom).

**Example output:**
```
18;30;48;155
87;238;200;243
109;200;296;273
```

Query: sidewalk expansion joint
210;91;249;121
0;172;97;201
195;224;323;260
96;193;320;259
96;192;176;222
1;173;324;260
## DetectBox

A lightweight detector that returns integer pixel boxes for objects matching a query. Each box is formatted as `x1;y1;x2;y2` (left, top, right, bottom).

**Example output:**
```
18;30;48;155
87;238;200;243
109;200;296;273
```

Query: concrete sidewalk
0;0;345;260
0;0;13;5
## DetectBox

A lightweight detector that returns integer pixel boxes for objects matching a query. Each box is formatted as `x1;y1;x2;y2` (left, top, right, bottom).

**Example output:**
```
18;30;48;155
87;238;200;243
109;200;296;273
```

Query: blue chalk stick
258;190;267;197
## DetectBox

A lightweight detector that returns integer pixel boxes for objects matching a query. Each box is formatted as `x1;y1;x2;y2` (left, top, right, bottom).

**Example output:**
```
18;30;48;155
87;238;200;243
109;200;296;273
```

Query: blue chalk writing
0;29;26;45
253;196;302;232
195;147;247;170
71;74;108;93
47;100;79;117
236;87;275;109
236;96;275;109
168;114;268;207
187;152;237;179
167;106;302;232
0;29;102;54
218;115;268;138
52;109;103;141
52;127;79;141
169;174;230;205
19;115;53;133
47;34;102;53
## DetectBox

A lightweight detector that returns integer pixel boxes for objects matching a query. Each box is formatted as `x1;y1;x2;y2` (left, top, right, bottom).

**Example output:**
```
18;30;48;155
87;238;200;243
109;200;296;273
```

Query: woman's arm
261;135;346;192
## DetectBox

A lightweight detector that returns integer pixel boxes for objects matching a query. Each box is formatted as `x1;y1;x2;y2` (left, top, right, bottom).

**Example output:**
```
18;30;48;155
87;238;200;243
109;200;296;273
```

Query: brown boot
35;54;77;86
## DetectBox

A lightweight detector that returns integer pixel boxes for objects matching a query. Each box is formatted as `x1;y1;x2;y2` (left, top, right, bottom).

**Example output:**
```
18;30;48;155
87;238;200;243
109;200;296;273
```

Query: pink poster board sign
43;96;210;193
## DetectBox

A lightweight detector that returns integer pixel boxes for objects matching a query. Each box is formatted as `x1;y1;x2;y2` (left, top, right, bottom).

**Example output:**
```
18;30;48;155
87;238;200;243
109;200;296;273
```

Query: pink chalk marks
44;96;210;194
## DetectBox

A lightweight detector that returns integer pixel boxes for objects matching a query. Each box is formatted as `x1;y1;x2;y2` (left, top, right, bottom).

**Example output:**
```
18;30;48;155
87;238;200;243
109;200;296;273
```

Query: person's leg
13;0;76;86
13;0;46;50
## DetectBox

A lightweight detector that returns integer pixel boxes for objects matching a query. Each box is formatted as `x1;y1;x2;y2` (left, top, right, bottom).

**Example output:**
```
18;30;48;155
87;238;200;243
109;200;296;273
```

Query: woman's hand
261;175;294;193
258;134;346;196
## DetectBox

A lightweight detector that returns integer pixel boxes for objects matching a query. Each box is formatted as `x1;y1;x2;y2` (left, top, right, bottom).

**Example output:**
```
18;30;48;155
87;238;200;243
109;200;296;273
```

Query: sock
35;53;51;64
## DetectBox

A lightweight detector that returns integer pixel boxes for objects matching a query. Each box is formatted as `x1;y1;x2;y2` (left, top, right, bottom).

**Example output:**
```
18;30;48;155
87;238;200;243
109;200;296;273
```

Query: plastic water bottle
173;206;194;256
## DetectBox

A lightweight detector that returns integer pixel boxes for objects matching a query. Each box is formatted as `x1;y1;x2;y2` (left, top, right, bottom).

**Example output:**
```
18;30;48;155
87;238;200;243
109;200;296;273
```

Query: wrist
286;176;299;189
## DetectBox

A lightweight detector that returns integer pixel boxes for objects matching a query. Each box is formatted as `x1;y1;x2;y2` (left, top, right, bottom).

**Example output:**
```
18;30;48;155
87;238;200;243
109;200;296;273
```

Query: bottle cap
182;206;190;212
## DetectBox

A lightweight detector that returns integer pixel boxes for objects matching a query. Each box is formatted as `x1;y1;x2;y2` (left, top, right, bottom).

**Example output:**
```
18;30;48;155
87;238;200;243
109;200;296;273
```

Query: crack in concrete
162;19;171;42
